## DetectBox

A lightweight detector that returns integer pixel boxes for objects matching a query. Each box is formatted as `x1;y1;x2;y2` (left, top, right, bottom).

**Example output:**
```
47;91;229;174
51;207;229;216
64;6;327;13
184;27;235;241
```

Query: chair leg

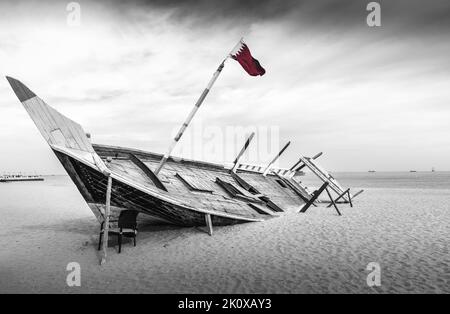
118;234;122;253
98;232;103;251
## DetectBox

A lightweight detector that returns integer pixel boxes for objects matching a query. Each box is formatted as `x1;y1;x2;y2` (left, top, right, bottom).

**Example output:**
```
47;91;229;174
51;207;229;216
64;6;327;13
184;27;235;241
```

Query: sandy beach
0;174;449;294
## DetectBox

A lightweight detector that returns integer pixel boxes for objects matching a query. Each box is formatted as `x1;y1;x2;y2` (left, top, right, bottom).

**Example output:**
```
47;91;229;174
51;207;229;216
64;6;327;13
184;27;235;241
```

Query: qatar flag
230;40;266;76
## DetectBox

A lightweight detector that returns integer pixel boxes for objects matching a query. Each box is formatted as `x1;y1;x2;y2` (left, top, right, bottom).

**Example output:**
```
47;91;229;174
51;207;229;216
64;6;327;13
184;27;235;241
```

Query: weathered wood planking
55;150;265;226
23;97;94;153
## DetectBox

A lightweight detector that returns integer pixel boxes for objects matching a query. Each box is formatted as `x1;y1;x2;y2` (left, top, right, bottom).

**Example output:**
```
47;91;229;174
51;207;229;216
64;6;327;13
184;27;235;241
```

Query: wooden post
231;132;255;173
262;141;291;177
205;213;213;236
299;182;328;213
325;187;341;216
352;189;364;199
100;175;113;265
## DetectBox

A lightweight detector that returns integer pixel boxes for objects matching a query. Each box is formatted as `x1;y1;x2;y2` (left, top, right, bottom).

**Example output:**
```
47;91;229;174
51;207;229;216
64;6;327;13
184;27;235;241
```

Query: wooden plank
176;173;213;192
230;171;260;194
129;153;168;191
247;203;276;216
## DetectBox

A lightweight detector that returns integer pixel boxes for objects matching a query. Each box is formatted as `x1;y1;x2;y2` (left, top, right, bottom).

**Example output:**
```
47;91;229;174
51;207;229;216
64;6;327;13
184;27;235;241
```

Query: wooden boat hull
53;149;249;226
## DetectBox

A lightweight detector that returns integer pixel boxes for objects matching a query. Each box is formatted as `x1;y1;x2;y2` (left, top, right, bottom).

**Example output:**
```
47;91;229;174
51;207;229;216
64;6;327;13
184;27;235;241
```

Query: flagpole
154;39;243;175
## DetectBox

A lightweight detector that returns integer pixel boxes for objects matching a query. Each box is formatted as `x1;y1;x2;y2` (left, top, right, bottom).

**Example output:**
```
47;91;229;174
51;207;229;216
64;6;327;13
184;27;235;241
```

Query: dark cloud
104;0;450;34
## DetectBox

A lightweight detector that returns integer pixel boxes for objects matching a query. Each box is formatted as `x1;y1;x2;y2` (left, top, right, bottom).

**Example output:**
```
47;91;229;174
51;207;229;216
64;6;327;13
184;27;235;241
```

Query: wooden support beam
312;151;323;160
129;153;167;191
347;190;353;207
263;141;291;176
289;158;302;171
352;189;365;199
299;182;328;213
100;175;112;265
295;152;323;172
327;188;351;208
325;187;341;216
231;132;255;173
205;213;213;236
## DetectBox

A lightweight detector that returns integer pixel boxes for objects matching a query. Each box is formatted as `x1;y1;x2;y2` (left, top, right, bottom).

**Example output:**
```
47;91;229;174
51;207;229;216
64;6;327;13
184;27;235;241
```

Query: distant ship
0;174;44;182
368;170;376;173
409;170;417;173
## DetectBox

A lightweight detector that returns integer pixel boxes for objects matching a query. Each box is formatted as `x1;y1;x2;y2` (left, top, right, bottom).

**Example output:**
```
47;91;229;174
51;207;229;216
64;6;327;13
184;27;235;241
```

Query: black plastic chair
98;210;139;253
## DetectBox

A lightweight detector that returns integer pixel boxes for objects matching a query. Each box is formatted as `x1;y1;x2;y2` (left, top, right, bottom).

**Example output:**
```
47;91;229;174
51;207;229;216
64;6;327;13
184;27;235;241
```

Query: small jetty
0;174;44;182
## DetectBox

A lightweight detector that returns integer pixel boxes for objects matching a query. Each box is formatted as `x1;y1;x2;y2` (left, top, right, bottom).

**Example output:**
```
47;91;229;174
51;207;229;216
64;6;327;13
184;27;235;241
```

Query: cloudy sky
0;0;449;174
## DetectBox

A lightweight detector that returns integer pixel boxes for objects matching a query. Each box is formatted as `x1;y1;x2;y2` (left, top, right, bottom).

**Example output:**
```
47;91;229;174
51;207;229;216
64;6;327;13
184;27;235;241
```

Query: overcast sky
1;0;450;174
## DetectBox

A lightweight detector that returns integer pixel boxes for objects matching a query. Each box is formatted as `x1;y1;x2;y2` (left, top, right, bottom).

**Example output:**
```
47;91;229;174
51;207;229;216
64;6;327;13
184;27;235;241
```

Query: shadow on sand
18;213;210;253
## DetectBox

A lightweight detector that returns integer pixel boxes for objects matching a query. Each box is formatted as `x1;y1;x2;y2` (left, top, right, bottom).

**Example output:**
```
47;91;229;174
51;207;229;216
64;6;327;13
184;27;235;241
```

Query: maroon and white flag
230;40;266;76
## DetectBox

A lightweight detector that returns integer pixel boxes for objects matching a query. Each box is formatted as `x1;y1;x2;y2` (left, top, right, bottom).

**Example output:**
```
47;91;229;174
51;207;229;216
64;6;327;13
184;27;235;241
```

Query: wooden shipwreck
6;76;361;229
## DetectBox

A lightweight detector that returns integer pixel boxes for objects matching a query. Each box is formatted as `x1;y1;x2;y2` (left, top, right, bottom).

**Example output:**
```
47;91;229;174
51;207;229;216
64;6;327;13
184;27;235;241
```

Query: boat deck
93;144;305;223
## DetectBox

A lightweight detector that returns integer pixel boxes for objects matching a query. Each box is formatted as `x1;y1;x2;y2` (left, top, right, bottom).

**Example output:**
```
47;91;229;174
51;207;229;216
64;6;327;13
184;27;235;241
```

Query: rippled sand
0;176;448;293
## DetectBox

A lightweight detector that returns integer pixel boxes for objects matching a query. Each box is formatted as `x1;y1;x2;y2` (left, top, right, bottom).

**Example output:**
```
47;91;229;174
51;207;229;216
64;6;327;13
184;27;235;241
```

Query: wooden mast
154;39;244;176
262;141;291;176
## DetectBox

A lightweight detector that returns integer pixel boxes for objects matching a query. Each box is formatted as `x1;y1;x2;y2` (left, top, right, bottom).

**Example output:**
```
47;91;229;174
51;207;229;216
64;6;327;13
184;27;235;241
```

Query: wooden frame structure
298;182;342;216
294;154;364;206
